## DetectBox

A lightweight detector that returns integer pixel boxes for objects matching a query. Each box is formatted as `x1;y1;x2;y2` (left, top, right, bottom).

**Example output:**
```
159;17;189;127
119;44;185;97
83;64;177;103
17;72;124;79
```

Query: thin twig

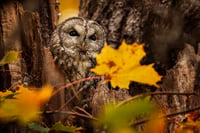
44;110;97;120
117;94;143;107
74;106;94;118
39;121;49;128
44;105;200;126
149;91;196;96
66;78;79;100
165;105;200;118
52;76;104;96
134;105;200;126
118;91;197;107
59;87;85;110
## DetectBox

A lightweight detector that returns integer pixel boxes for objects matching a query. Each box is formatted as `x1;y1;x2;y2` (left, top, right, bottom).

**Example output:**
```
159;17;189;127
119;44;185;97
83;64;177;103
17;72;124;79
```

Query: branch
44;110;97;121
52;76;104;96
149;91;196;96
134;105;200;126
59;87;84;110
118;91;197;107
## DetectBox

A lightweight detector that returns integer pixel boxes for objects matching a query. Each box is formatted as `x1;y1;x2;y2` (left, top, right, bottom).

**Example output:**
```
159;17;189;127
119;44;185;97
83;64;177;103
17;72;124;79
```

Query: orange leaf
0;85;53;124
144;112;166;133
175;112;200;133
175;125;194;133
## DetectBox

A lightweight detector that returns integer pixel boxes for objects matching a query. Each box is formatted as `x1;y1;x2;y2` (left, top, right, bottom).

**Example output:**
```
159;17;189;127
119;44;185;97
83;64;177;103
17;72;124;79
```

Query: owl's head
55;17;105;55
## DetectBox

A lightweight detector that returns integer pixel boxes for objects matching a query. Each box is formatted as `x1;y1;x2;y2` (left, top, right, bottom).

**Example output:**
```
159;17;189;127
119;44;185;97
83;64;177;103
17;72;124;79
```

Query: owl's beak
78;44;87;54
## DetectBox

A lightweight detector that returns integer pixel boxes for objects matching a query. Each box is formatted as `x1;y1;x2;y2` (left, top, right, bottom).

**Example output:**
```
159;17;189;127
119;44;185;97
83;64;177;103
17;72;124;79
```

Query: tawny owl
49;17;105;109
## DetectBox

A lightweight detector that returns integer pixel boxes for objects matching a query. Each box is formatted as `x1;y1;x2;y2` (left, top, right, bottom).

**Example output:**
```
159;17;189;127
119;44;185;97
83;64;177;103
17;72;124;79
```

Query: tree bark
79;0;200;132
0;0;59;132
79;0;200;73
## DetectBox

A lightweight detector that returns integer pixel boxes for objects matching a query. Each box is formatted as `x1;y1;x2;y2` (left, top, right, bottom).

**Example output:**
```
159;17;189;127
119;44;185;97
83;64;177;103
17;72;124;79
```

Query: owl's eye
89;35;97;41
69;30;79;36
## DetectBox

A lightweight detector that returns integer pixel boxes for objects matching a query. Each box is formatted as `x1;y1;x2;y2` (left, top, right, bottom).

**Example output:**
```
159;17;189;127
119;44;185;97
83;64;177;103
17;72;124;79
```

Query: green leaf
4;92;19;99
0;96;5;103
28;122;50;133
97;97;155;132
51;122;81;133
0;92;19;103
0;51;19;66
28;122;82;133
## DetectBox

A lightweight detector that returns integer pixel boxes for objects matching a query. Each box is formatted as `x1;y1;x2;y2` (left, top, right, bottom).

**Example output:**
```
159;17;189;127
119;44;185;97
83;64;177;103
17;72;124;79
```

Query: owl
49;17;105;109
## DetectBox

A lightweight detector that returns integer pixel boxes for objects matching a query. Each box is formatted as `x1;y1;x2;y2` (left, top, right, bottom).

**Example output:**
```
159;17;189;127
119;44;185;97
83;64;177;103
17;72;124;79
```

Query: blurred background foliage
58;0;80;23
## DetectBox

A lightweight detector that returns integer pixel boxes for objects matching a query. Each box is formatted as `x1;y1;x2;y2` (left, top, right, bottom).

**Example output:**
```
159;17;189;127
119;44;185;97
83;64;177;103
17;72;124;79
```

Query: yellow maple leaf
0;85;53;124
91;41;162;89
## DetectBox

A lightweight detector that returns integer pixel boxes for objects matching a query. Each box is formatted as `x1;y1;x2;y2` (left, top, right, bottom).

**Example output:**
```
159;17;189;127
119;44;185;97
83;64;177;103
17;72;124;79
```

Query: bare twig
118;91;197;107
44;105;200;126
149;91;196;96
134;105;200;126
165;105;200;118
66;78;79;100
39;121;49;128
44;110;97;120
74;106;94;118
52;76;104;96
59;87;85;110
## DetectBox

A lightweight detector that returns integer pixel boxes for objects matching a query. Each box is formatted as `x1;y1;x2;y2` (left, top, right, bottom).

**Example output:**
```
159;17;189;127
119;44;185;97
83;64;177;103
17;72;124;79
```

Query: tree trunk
0;0;59;132
79;0;200;132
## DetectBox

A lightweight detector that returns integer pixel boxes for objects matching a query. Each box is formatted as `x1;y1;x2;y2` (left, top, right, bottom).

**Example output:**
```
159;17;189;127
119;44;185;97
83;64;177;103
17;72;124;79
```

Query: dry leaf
175;111;200;133
144;112;166;133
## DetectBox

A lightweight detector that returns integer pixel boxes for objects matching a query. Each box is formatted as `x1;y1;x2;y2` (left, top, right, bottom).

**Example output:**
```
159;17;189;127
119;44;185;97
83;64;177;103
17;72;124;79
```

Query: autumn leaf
0;91;19;103
144;112;166;133
91;41;162;89
175;125;194;133
28;122;50;133
29;122;83;133
0;85;53;124
0;51;19;66
175;111;200;133
51;122;83;133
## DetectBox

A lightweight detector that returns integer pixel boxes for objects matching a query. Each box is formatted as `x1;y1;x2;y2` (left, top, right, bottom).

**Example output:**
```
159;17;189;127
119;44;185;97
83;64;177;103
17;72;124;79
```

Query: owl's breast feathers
50;43;95;79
